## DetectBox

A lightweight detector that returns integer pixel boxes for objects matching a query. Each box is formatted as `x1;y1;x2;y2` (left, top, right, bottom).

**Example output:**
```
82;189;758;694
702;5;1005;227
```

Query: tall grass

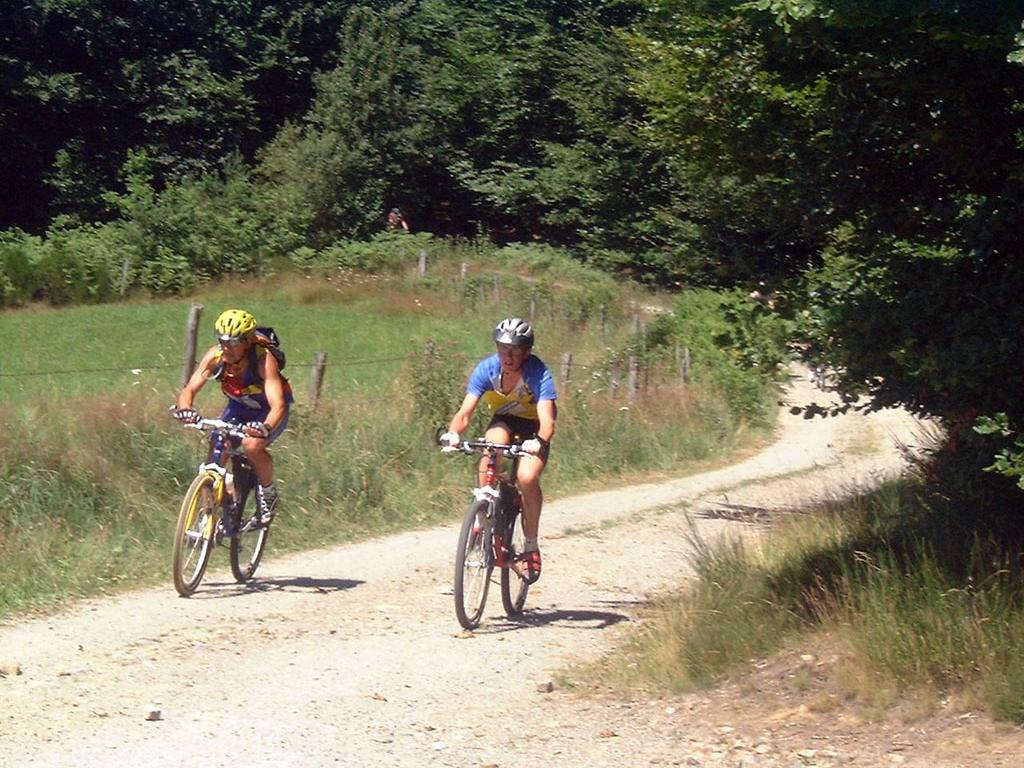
604;467;1024;723
0;374;756;618
0;255;775;619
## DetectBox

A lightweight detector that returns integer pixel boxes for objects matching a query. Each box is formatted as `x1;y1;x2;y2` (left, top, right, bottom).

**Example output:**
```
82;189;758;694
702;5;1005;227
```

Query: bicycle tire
454;499;493;629
229;508;269;583
500;497;530;616
172;473;218;597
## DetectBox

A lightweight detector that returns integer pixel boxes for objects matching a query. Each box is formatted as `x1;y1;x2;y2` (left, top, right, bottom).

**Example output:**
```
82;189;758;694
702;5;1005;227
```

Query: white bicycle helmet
493;317;534;347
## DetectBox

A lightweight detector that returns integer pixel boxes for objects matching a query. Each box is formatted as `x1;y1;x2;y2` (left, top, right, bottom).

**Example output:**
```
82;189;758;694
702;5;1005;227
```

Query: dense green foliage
632;1;1024;483
2;0;352;230
5;4;1024;534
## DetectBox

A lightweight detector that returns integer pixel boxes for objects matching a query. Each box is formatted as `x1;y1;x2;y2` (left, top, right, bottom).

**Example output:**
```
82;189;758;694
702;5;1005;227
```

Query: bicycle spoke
172;474;218;596
454;500;493;629
230;474;269;583
501;497;530;616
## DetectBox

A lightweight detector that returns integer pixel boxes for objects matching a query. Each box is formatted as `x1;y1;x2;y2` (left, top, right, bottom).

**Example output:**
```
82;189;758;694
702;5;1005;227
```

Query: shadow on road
194;576;364;598
478;606;630;634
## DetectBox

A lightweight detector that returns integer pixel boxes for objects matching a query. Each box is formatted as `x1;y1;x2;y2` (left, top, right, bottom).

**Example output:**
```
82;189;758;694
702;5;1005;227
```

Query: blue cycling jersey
467;354;557;420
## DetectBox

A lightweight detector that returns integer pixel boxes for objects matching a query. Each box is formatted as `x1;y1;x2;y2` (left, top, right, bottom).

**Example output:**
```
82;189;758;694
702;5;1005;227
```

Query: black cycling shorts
486;415;550;462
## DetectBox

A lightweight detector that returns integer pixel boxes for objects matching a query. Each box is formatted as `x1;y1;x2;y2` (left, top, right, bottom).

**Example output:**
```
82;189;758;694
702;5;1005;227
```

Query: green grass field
0;264;772;619
0;276;489;406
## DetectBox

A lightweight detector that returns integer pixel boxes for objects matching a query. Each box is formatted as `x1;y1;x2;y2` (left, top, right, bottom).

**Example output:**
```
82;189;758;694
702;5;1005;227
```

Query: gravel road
2;371;1017;768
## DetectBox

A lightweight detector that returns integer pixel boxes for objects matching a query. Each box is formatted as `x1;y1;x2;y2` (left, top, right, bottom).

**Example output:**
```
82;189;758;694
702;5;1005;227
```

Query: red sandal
515;549;542;584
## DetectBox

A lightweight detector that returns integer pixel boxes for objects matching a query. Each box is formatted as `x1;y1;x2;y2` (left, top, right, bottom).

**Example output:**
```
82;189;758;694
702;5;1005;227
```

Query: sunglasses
217;336;247;348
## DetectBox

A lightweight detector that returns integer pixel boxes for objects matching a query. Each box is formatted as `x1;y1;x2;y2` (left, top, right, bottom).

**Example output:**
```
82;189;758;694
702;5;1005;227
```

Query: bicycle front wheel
230;507;269;583
500;504;530;616
454;499;494;630
172;473;218;597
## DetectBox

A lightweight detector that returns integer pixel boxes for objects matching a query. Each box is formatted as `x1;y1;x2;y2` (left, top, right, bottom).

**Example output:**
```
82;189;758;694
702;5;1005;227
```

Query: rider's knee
517;466;542;488
241;437;269;455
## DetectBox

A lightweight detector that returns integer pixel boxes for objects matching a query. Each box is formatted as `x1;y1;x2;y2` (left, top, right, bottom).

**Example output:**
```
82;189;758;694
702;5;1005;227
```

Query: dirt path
1;371;1019;767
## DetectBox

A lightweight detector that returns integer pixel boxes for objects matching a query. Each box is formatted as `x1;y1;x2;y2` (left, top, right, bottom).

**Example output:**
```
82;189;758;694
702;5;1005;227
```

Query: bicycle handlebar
184;418;249;439
440;438;533;457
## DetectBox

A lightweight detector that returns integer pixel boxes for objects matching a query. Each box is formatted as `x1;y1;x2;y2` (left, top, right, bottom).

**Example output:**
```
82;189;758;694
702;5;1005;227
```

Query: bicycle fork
471;486;507;568
194;462;234;542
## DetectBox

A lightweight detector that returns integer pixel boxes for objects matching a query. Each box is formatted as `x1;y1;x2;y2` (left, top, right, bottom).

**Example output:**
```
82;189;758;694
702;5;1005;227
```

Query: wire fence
1;302;691;409
0;355;412;379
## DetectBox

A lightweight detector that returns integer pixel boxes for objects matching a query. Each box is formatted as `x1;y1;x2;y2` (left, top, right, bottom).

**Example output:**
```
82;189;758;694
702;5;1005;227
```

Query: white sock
524;537;538;552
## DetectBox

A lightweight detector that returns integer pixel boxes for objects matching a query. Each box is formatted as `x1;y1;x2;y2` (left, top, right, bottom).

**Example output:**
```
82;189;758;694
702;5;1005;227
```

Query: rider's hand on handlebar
521;437;546;455
173;408;201;424
243;421;271;438
439;431;460;449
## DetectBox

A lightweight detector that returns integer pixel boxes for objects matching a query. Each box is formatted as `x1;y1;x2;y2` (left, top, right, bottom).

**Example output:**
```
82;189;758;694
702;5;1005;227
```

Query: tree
257;5;437;242
635;0;1024;471
0;0;351;230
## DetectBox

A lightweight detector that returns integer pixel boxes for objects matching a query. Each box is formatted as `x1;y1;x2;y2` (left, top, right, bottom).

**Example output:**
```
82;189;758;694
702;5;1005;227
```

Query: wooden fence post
628;355;639;402
417;249;427;277
599;304;606;343
309;352;327;411
682;347;691;385
530;287;537;322
610;364;620;397
181;303;203;389
493;274;500;304
560;353;573;393
119;258;130;296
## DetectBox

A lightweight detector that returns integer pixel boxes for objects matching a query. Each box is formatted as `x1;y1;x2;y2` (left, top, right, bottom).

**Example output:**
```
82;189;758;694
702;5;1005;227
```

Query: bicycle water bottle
224;471;235;497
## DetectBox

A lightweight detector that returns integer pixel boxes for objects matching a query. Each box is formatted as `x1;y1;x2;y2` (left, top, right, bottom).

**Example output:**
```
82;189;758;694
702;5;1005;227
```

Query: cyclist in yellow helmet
174;308;293;523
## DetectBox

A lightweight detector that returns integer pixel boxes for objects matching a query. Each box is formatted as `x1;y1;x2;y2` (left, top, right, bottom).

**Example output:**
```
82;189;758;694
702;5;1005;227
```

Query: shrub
36;218;134;304
321;231;434;273
662;289;785;425
0;230;45;306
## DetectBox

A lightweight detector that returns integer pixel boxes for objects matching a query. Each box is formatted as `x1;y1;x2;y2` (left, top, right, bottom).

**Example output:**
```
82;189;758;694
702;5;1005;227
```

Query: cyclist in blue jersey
173;309;293;524
441;318;557;583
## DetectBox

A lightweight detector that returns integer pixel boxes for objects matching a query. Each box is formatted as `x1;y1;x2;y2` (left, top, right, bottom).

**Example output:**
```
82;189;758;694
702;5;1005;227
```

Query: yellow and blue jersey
467;354;557;421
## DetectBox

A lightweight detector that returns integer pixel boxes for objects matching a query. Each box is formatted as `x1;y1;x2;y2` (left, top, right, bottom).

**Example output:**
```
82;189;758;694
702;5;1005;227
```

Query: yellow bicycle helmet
214;308;257;341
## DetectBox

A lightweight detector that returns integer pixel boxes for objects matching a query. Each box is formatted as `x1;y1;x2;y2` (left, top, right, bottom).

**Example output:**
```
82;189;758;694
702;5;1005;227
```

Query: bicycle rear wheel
454;499;493;629
172;473;218;597
230;504;269;583
500;501;530;616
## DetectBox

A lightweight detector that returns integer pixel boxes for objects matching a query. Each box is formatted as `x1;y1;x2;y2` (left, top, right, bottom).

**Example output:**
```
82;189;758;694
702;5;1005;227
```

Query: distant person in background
749;280;777;311
440;318;557;583
173;308;293;524
386;207;410;232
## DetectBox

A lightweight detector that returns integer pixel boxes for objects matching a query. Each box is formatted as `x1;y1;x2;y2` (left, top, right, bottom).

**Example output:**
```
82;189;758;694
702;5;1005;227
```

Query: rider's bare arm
259;350;287;433
535;399;556;445
176;346;220;410
447;392;482;438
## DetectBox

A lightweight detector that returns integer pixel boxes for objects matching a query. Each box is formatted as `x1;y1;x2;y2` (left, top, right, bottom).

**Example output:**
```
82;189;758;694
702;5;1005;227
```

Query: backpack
254;326;286;371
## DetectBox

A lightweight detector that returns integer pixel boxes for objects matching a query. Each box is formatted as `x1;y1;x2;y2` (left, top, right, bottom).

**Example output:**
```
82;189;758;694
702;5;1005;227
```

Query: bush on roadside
36;218;134;304
0;229;45;306
320;231;435;273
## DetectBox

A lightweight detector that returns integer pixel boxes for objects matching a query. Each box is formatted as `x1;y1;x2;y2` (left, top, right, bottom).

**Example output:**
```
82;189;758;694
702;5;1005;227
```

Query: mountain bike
172;418;271;596
442;438;533;629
